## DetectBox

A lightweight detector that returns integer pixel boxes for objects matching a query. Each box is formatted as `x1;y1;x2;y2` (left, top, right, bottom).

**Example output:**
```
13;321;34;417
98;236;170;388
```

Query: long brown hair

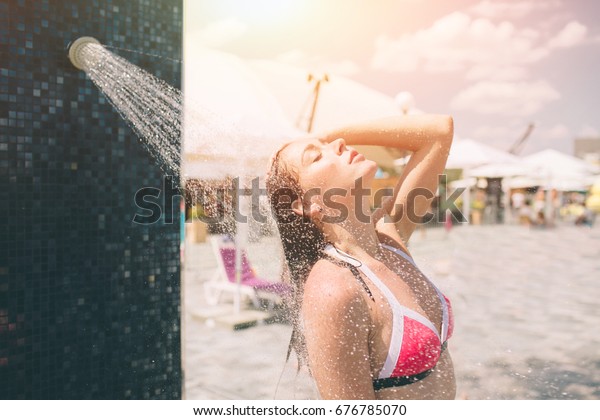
266;145;326;367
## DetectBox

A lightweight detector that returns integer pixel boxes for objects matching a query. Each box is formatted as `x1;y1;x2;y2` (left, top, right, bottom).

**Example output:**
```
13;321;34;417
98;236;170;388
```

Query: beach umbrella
182;47;300;180
506;175;588;191
446;139;520;222
521;149;600;180
505;176;541;189
545;177;591;191
247;59;411;169
519;149;599;193
446;138;520;170
468;161;536;178
182;48;298;315
449;178;477;189
523;149;598;191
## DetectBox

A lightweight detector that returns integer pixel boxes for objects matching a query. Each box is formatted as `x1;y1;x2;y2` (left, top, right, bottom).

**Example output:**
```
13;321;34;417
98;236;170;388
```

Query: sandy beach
183;222;600;400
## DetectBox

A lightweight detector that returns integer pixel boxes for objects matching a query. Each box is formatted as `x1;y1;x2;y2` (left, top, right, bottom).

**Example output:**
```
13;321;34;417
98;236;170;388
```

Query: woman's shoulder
303;259;370;317
305;259;359;297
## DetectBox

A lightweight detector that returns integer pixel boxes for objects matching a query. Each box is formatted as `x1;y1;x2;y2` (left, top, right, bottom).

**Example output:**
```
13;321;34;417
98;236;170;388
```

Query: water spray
65;37;275;180
66;36;182;176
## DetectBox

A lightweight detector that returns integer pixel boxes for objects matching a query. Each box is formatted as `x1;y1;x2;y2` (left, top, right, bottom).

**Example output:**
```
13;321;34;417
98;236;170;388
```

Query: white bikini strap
323;244;446;376
401;306;439;336
354;263;405;379
434;288;449;342
380;243;416;265
323;244;404;379
380;243;449;342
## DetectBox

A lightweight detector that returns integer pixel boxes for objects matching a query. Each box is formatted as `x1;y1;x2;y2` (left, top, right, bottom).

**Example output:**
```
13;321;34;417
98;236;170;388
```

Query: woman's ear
308;203;324;218
291;199;323;219
291;199;304;217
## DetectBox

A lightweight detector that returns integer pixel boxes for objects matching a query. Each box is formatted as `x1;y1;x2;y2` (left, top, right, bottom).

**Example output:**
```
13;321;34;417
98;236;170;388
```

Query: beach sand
183;222;600;399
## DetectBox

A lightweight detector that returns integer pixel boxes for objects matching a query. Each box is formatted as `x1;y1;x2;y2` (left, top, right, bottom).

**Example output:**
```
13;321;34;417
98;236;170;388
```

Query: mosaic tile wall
1;0;182;399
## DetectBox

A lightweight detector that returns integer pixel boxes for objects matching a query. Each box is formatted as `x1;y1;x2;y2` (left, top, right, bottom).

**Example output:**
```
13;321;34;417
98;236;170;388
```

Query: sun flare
211;0;299;25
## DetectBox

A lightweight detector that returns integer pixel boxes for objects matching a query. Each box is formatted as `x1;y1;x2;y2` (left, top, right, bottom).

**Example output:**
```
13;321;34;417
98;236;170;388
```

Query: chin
364;160;379;179
352;163;377;188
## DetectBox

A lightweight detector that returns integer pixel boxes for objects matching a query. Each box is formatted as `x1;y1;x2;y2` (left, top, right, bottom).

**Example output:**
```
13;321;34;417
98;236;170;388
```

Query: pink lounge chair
204;235;290;309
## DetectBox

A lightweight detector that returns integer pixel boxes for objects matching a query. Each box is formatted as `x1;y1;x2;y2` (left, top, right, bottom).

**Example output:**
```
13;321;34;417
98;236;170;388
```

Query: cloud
542;123;571;140
472;123;574;154
450;80;560;116
371;11;589;81
276;49;361;76
469;0;561;19
471;124;521;149
578;124;600;138
195;17;247;48
472;124;517;140
522;123;574;154
466;65;528;81
547;21;588;48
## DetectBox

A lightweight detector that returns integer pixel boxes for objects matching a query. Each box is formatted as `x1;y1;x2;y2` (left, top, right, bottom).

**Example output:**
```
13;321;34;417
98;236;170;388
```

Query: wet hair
266;144;327;367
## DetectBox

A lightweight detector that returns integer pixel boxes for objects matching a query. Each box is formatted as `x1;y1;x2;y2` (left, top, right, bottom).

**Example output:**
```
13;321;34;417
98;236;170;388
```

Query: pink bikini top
323;243;454;389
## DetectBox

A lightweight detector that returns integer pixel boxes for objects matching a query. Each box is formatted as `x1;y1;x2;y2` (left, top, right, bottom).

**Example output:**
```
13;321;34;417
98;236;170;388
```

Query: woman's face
279;137;378;204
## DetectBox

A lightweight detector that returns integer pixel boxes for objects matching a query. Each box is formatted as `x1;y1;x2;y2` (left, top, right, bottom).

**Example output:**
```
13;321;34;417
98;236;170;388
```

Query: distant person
519;199;534;226
575;203;596;227
533;190;546;225
470;189;486;225
511;191;525;222
444;208;453;237
535;209;547;227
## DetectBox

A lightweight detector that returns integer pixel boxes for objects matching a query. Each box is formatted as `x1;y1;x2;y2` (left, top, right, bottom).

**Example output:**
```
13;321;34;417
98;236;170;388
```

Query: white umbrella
522;149;599;176
247;59;409;168
182;48;298;315
446;138;520;169
182;48;300;180
449;178;477;189
249;59;404;131
505;176;541;189
468;161;536;178
503;175;590;190
446;139;520;222
545;177;591;191
520;149;599;193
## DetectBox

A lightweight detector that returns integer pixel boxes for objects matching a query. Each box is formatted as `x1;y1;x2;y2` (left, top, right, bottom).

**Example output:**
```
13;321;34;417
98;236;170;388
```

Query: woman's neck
325;219;382;261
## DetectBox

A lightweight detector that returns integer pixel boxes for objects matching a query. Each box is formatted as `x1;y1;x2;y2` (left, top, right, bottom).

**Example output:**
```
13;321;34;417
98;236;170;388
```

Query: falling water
69;37;292;250
69;38;291;181
71;38;183;177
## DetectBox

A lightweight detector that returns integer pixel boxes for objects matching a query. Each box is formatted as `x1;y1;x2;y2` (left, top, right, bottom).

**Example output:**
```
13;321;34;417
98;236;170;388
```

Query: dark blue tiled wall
1;0;182;399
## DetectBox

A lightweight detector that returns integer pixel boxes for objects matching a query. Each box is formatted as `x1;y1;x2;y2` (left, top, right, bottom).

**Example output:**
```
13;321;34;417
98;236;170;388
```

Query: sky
184;0;600;155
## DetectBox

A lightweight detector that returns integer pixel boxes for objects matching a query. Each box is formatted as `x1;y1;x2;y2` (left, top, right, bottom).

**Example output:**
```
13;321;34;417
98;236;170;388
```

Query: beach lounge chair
204;234;290;310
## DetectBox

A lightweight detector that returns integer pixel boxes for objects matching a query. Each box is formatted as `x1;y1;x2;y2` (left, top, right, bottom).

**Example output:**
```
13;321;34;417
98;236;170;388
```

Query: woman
266;115;455;399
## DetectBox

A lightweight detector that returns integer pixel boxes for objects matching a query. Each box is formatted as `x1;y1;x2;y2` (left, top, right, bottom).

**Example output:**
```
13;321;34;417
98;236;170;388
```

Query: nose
331;138;346;155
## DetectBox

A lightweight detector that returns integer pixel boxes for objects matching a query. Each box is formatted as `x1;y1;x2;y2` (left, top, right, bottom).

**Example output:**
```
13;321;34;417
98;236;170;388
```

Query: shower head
68;37;101;70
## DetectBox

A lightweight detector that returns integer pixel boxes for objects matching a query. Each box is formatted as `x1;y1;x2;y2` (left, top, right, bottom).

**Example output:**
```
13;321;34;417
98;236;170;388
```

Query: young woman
266;115;455;399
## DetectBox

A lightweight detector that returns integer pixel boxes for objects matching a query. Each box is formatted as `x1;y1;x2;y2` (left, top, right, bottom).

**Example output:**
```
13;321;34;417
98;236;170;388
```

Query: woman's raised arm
319;114;454;244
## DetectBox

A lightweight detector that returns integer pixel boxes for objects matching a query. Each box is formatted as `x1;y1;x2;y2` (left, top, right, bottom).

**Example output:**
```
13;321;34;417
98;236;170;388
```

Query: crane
296;73;329;133
509;123;535;155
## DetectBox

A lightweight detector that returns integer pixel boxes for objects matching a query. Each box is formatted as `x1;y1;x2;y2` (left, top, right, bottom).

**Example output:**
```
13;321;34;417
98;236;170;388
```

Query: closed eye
313;151;322;162
302;143;321;166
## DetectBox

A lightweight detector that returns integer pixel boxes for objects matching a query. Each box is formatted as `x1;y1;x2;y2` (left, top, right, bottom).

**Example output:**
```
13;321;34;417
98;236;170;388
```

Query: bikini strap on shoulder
322;255;374;302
